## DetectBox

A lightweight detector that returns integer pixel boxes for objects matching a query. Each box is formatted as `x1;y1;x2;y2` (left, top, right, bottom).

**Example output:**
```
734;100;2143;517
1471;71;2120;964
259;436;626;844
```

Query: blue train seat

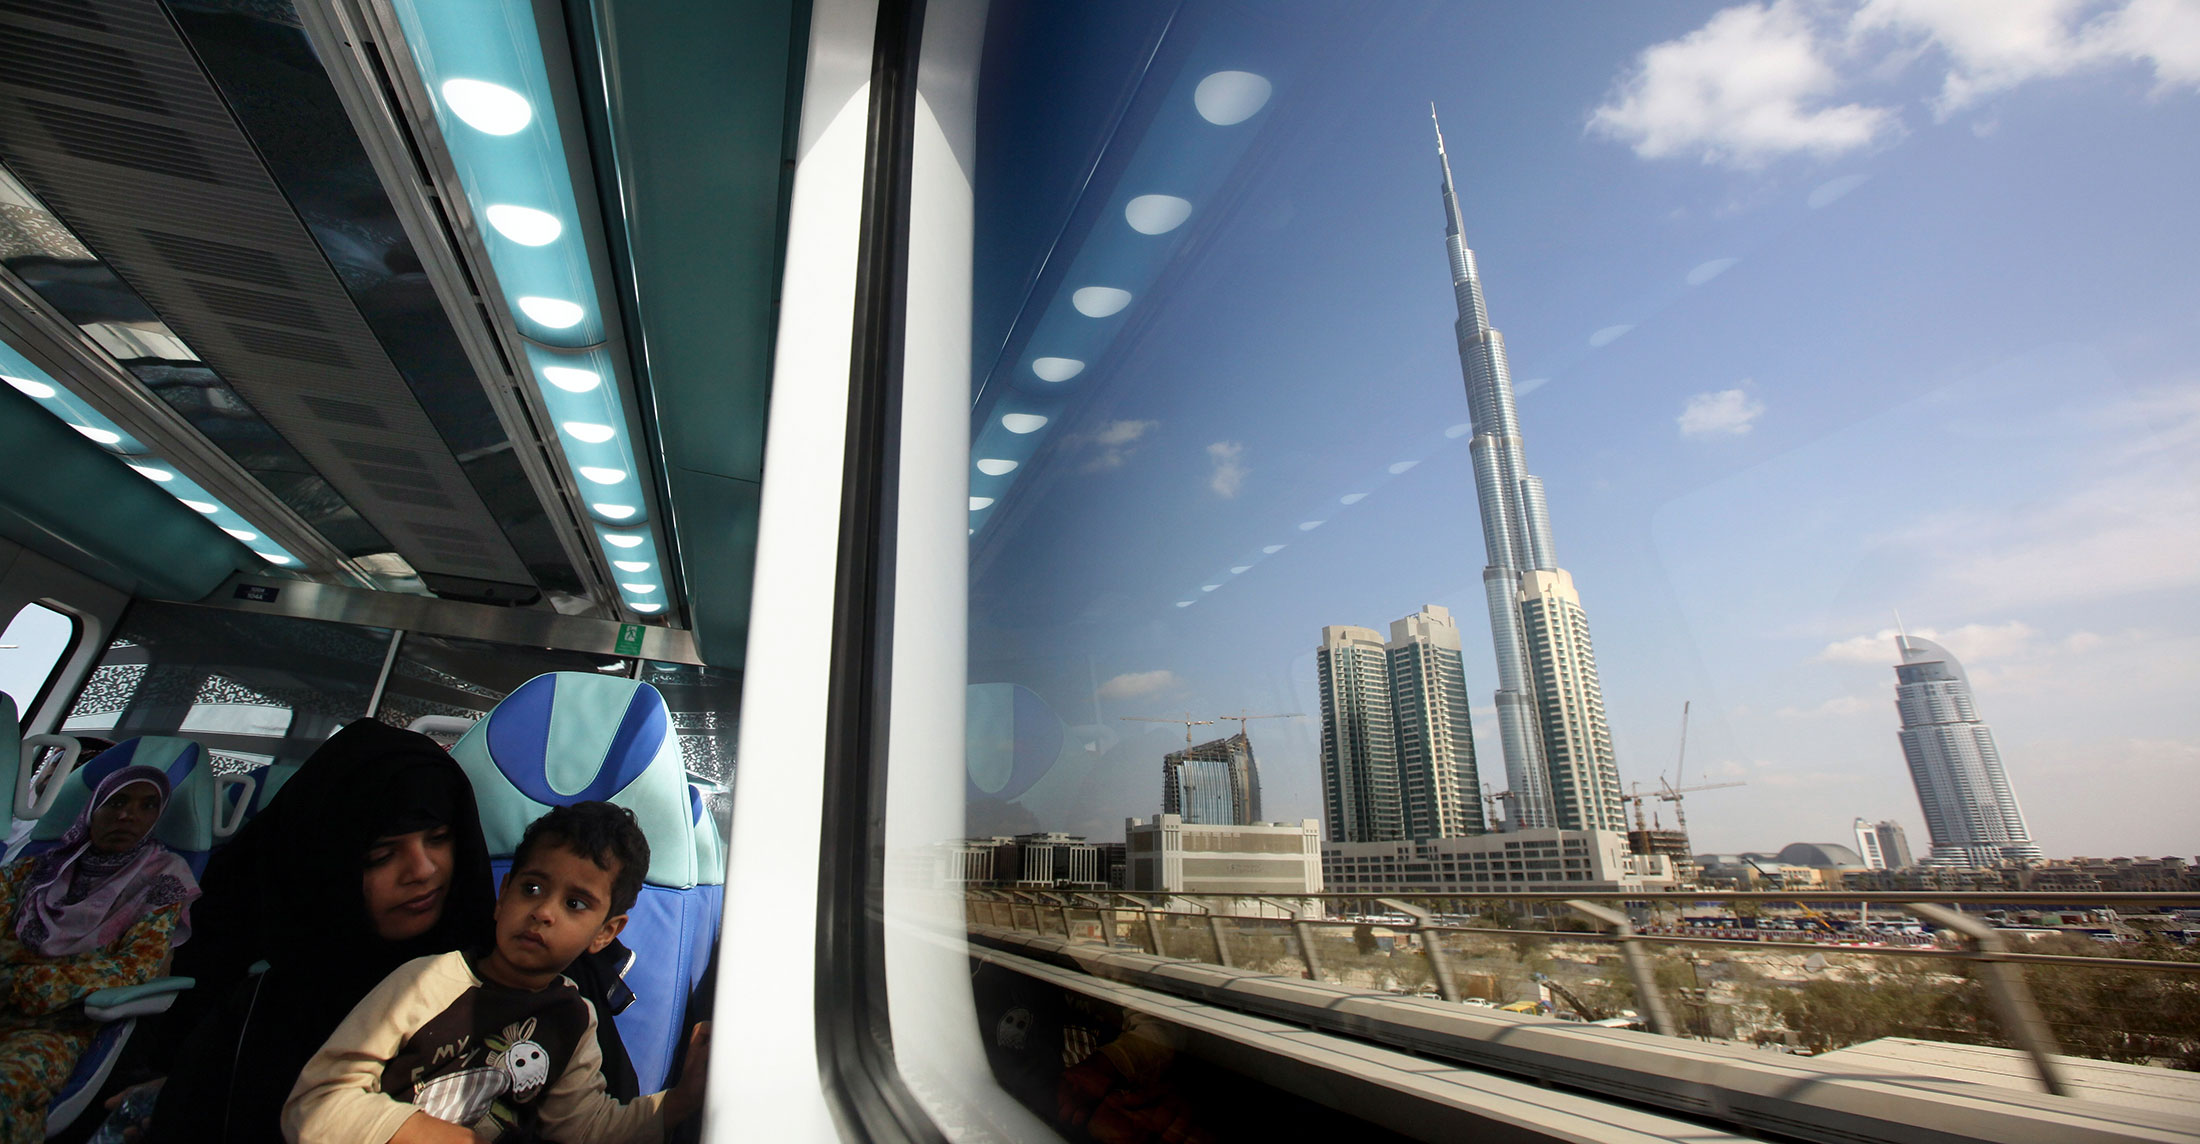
448;672;722;1092
20;736;238;1134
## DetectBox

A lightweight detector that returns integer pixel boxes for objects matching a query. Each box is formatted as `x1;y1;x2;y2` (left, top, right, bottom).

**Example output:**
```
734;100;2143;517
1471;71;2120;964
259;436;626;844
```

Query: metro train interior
2;0;2196;1141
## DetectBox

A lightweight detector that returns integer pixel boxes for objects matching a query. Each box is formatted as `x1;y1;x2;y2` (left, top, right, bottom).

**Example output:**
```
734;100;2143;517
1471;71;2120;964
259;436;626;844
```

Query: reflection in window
0;603;78;722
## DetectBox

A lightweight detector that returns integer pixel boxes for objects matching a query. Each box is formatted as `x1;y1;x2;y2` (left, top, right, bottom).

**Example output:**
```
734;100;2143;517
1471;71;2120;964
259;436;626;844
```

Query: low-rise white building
1125;815;1323;894
1322;828;1677;894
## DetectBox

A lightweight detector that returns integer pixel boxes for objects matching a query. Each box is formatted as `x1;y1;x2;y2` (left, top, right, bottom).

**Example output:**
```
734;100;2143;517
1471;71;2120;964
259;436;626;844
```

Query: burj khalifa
1434;111;1625;833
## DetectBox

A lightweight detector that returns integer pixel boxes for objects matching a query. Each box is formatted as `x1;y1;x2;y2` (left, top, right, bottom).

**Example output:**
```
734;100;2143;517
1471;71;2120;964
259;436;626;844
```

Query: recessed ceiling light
577;467;626;484
613;560;651;573
1071;287;1131;317
1341;493;1367;505
517;296;585;328
1001;413;1047;434
604;534;645;549
592;503;639;519
1124;195;1192;235
543;366;601;392
255;552;294;565
630;603;662;614
1389;460;1419;474
976;458;1017;476
1231;565;1250;574
223;528;259;541
441;78;533;135
564;422;616;443
129;464;173;482
1176;601;1194;608
75;425;122;445
485;204;562;246
1201;584;1220;592
970;497;994;510
621;582;658;593
182;500;219;513
1445;423;1471;439
4;376;54;399
1193;71;1272;125
1299;520;1324;531
1031;357;1084;382
1262;544;1285;554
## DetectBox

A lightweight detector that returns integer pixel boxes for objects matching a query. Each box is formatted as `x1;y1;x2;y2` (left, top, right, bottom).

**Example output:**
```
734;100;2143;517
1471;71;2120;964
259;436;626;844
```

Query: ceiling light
629;603;662;614
1299;520;1324;531
1231;565;1250;574
613;560;651;573
5;376;54;399
182;500;218;513
1201;584;1220;592
129;464;173;482
621;583;658;593
604;534;644;549
517;296;585;328
1124;195;1192;235
441;78;533;135
1001;413;1047;434
1262;544;1285;554
1445;423;1471;439
577;467;626;484
255;552;294;565
1031;357;1084;382
1389;460;1419;474
1341;493;1366;505
591;503;638;519
543;366;601;392
74;425;121;445
1194;71;1272;125
1071;287;1131;317
485;204;562;246
970;497;994;510
976;458;1017;476
223;528;259;541
564;422;616;443
1176;601;1194;608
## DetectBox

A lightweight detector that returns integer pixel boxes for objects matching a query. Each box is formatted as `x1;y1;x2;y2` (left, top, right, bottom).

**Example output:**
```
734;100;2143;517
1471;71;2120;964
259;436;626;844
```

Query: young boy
284;802;710;1143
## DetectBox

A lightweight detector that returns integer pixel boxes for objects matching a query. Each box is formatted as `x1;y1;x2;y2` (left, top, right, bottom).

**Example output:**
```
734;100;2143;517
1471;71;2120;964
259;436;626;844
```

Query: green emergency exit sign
614;623;645;656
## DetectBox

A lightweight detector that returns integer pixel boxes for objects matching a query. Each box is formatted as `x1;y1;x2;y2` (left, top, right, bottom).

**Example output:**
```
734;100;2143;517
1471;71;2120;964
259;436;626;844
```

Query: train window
642;660;739;825
875;0;2200;1137
373;633;630;733
61;600;395;769
0;602;78;726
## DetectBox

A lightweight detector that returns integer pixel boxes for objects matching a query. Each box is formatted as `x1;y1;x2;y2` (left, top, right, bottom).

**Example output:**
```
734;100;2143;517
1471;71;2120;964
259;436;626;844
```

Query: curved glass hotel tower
1434;114;1624;832
1894;635;2042;866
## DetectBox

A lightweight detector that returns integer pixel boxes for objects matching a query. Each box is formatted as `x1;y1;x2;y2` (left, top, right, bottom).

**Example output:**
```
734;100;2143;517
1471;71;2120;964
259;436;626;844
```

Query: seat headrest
451;673;708;888
1;691;20;818
30;736;218;855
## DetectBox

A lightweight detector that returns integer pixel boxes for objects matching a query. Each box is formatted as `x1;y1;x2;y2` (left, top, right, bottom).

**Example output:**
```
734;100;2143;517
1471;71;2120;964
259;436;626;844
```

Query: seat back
1;691;19;816
23;736;235;875
449;673;721;1091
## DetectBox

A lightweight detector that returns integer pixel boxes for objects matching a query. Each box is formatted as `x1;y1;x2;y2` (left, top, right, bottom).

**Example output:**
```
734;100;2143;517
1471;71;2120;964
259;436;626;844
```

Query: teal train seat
448;672;723;1092
19;736;240;1135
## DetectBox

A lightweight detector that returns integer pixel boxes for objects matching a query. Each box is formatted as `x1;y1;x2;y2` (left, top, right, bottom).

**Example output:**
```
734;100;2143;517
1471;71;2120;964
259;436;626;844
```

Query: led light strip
969;69;1274;537
1;341;300;567
385;0;667;617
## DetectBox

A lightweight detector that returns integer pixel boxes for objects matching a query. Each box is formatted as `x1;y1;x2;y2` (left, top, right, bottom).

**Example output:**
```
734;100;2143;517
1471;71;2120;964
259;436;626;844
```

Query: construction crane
1654;702;1744;839
1119;713;1217;751
1217;711;1303;741
1622;781;1652;835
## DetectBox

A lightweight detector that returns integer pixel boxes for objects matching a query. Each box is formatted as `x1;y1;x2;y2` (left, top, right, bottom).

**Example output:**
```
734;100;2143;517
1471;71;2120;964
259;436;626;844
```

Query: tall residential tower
1317;607;1485;842
1433;112;1623;831
1316;625;1402;842
1894;634;2042;866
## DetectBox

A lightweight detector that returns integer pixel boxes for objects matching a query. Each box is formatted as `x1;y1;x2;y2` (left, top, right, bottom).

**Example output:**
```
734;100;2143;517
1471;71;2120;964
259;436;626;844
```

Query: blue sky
967;0;2200;858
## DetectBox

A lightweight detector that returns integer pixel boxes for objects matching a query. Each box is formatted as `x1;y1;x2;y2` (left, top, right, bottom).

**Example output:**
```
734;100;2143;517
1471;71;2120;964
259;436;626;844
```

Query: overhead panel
0;0;536;592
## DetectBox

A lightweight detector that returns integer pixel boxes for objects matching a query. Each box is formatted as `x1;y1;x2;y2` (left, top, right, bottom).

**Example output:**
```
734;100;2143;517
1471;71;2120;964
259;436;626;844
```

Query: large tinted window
0;602;78;724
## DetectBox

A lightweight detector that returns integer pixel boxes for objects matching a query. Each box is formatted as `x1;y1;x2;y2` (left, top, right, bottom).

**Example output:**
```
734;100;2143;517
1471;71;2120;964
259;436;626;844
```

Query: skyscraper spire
1433;114;1623;833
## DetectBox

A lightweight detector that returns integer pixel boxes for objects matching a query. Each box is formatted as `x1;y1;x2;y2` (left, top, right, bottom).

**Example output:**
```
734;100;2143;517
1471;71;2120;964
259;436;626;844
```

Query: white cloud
1080;419;1158;471
1207;440;1247;498
1816;620;2040;665
1776;694;1875;718
1589;0;1900;167
1856;0;2200;115
1098;670;1181;700
1678;387;1766;437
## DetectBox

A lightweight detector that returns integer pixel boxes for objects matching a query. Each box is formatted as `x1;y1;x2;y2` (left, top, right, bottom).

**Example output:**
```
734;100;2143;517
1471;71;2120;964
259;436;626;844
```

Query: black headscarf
149;719;495;1143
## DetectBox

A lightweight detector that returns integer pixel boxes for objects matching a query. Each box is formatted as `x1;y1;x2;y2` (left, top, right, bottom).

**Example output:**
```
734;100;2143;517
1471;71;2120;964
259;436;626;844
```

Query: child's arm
662;1023;712;1125
283;956;460;1144
535;1001;678;1142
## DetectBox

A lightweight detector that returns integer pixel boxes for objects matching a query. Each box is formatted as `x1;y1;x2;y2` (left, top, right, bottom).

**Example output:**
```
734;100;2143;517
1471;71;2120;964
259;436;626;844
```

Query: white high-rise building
1517;570;1624;831
1316;625;1402;842
1894;635;2042;866
1386;605;1486;839
1853;818;1916;871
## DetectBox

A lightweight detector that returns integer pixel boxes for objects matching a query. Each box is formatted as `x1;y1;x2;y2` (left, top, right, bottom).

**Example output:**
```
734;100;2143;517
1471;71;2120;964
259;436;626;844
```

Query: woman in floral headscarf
0;764;198;1143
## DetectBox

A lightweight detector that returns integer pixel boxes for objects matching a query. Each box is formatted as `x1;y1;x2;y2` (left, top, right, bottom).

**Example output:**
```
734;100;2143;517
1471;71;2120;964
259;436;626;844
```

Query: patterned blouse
0;856;181;1028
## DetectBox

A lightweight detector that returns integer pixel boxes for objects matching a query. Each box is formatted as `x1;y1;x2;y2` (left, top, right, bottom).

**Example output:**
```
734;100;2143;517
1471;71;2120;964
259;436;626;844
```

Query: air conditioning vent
23;100;217;183
406;523;479;544
0;0;104;32
369;484;454;510
191;280;324;331
231;325;351;368
299;394;387;428
351;462;440;491
0;27;165;115
143;230;293;289
330;439;422;467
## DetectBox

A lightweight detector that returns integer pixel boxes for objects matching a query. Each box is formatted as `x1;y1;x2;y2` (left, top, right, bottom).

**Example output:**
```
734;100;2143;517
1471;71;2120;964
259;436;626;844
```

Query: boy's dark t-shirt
282;949;665;1143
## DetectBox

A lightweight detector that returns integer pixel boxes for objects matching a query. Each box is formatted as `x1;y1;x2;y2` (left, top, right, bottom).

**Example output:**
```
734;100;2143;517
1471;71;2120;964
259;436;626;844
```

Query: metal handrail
961;887;2200;1094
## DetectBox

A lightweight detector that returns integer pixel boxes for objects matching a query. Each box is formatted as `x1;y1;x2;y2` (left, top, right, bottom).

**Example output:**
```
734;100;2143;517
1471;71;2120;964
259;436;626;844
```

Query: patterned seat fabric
449;673;722;1092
